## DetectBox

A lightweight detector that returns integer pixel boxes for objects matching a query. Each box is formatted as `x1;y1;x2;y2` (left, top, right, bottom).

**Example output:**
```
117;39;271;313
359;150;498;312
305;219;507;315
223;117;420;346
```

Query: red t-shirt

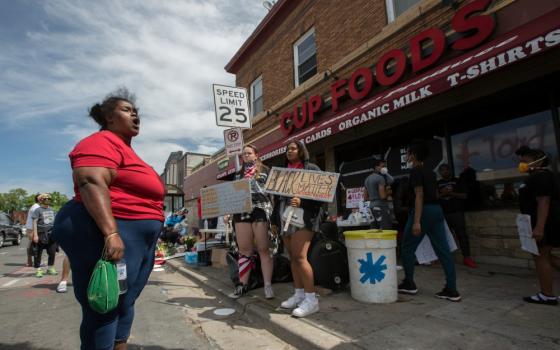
69;131;164;221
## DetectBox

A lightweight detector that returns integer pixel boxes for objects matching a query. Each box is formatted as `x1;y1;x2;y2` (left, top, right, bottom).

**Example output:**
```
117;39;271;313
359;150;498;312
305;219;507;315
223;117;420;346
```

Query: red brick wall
234;0;525;143
235;0;389;137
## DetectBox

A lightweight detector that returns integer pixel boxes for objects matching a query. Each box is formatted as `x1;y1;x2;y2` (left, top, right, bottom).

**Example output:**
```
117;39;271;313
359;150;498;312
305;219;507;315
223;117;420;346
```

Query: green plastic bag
87;247;119;314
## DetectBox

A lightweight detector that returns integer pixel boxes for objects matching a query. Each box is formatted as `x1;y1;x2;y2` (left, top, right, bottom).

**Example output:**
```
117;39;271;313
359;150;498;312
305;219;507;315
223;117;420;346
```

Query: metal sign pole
234;154;240;172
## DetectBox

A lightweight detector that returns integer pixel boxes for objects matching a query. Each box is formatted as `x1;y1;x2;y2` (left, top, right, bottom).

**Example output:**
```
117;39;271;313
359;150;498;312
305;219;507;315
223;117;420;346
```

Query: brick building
161;151;210;221
185;0;560;267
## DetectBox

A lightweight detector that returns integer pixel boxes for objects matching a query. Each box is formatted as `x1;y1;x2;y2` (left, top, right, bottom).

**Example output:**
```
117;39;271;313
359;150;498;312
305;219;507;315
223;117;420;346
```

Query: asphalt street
0;238;292;350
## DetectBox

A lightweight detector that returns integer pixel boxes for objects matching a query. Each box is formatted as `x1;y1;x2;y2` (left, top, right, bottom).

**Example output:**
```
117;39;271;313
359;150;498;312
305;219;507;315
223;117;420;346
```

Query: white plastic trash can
343;230;398;303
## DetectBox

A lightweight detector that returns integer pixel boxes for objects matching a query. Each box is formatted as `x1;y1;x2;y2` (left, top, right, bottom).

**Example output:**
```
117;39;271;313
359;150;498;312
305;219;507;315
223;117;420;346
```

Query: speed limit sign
224;128;244;157
213;84;252;129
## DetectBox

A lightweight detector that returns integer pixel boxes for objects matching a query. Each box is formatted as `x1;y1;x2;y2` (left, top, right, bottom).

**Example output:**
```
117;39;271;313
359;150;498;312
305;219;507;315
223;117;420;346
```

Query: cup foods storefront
187;1;560;267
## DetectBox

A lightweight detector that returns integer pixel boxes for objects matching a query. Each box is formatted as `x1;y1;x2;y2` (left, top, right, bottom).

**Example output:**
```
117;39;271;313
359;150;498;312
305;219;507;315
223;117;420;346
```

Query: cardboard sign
224;128;244;157
264;167;340;202
346;187;366;209
213;84;251;129
200;180;252;219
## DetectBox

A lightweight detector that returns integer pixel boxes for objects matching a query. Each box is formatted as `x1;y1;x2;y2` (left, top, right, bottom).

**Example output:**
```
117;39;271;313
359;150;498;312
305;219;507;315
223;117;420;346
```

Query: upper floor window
294;28;317;87
250;75;263;117
385;0;421;22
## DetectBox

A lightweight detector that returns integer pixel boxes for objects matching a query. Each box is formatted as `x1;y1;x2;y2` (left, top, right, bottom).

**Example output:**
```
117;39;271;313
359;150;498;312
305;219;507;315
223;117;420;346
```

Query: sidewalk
167;258;560;350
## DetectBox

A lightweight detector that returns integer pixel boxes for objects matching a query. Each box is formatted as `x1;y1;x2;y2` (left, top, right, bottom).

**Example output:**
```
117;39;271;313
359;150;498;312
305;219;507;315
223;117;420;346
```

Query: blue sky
0;0;267;196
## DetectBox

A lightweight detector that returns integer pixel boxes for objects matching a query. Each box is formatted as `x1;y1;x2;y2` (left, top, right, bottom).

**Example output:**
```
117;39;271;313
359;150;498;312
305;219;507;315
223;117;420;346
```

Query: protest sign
346;187;366;208
516;214;539;256
264;167;340;202
200;179;252;219
415;221;458;264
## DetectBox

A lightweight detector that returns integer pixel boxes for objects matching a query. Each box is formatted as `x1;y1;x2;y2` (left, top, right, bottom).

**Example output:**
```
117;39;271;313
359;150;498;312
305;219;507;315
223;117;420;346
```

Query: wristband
105;232;119;242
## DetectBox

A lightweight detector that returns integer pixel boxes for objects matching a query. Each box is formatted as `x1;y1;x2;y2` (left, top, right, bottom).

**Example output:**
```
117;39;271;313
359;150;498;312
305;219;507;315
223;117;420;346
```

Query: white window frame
385;0;396;22
385;0;421;23
293;28;316;87
250;75;263;117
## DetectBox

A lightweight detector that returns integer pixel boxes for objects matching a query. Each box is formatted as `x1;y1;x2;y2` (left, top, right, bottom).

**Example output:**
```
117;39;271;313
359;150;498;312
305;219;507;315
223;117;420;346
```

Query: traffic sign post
224;128;244;157
224;127;244;172
213;84;251;129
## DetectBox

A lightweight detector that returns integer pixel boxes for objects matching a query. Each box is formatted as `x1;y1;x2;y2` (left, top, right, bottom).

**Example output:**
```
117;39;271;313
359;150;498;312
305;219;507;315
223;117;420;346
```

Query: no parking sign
224;128;244;157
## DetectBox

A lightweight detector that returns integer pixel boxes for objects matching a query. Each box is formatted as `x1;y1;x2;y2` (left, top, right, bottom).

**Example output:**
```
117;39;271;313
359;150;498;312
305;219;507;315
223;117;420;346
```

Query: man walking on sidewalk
25;194;41;267
31;193;58;277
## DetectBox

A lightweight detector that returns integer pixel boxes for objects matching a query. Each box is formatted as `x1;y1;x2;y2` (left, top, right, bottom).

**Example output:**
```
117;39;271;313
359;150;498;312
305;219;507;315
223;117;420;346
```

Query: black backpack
307;234;349;290
226;251;293;289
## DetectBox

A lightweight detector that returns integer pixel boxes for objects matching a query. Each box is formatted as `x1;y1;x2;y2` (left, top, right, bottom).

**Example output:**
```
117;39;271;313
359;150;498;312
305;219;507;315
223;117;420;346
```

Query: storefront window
451;110;557;209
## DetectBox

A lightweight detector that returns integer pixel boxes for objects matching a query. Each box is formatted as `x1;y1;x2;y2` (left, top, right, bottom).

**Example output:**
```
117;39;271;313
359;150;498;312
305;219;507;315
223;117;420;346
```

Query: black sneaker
523;292;558;306
435;287;461;302
228;284;249;299
398;280;418;295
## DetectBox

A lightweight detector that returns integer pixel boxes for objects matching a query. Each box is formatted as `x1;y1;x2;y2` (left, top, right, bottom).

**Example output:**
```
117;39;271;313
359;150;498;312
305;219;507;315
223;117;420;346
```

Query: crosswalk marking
2;279;20;288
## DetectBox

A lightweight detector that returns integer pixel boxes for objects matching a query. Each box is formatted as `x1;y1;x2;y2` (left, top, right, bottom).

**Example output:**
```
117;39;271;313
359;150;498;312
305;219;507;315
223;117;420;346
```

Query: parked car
0;212;24;247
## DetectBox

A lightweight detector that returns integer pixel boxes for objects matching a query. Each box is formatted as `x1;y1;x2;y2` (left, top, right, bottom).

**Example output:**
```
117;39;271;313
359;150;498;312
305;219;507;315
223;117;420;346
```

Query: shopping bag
87;246;119;314
281;206;305;230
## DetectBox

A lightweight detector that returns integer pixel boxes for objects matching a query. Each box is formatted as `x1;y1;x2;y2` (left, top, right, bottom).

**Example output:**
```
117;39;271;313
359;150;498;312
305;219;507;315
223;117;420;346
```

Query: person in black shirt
516;146;560;305
437;164;477;269
398;141;460;302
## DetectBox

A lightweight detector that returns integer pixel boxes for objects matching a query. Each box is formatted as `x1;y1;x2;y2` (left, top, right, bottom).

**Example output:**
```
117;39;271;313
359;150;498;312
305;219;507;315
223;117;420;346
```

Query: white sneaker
292;298;319;318
280;294;304;309
56;281;67;293
264;285;275;299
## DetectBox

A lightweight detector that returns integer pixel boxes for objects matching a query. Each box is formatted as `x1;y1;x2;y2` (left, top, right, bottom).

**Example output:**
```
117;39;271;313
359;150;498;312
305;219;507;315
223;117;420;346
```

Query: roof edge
225;0;294;74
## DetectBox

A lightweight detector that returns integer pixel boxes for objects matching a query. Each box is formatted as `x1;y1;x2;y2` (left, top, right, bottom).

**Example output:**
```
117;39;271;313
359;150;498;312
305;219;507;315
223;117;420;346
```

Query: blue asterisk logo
358;252;387;284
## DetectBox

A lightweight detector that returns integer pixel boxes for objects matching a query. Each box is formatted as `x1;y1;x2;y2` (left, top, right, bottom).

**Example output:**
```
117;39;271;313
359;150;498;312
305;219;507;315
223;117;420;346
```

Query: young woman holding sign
228;144;275;299
272;141;323;317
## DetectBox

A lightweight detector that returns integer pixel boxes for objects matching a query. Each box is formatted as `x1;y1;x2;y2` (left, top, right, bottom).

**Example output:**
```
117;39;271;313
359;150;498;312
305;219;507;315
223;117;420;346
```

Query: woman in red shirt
53;90;164;350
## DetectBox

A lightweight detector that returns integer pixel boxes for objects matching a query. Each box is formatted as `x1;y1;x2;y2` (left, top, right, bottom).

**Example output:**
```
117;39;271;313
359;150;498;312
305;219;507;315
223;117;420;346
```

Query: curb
166;259;361;350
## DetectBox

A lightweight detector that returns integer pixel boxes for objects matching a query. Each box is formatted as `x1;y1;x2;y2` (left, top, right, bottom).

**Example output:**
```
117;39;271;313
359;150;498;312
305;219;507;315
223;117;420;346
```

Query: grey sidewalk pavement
166;257;560;350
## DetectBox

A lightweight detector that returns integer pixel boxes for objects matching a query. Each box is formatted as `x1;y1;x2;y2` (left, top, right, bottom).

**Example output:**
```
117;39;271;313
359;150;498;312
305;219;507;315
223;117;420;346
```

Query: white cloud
0;0;267;173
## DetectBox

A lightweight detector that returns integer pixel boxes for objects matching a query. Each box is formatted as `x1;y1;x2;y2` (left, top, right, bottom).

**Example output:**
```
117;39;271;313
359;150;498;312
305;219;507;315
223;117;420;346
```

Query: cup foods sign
279;0;497;136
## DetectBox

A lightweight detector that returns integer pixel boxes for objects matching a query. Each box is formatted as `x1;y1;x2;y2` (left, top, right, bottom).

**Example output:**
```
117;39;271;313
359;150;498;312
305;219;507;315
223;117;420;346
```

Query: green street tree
0;189;69;213
0;188;29;213
49;191;69;212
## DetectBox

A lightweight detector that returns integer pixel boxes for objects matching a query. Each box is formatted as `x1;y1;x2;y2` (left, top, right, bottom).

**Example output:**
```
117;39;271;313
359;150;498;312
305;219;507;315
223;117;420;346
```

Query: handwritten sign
200;180;252;219
415;221;458;264
516;214;539;256
346;187;365;209
264;167;340;202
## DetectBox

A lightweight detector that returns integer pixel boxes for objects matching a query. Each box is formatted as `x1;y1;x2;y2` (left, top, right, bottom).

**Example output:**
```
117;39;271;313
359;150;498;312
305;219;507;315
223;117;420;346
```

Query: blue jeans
401;204;457;291
53;200;162;350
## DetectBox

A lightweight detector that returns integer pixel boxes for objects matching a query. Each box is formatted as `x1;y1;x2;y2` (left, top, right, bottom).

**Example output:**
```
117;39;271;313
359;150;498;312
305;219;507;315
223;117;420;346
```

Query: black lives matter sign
264;167;340;203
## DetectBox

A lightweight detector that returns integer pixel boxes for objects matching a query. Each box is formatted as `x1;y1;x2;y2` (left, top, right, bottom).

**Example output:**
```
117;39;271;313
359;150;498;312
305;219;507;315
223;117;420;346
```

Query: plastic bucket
184;252;198;265
343;230;398;303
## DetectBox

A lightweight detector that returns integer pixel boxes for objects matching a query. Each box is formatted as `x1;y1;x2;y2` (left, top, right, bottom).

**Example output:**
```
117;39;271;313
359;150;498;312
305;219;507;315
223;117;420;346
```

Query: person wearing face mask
515;146;560;305
227;144;275;300
398;141;461;302
364;158;393;229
